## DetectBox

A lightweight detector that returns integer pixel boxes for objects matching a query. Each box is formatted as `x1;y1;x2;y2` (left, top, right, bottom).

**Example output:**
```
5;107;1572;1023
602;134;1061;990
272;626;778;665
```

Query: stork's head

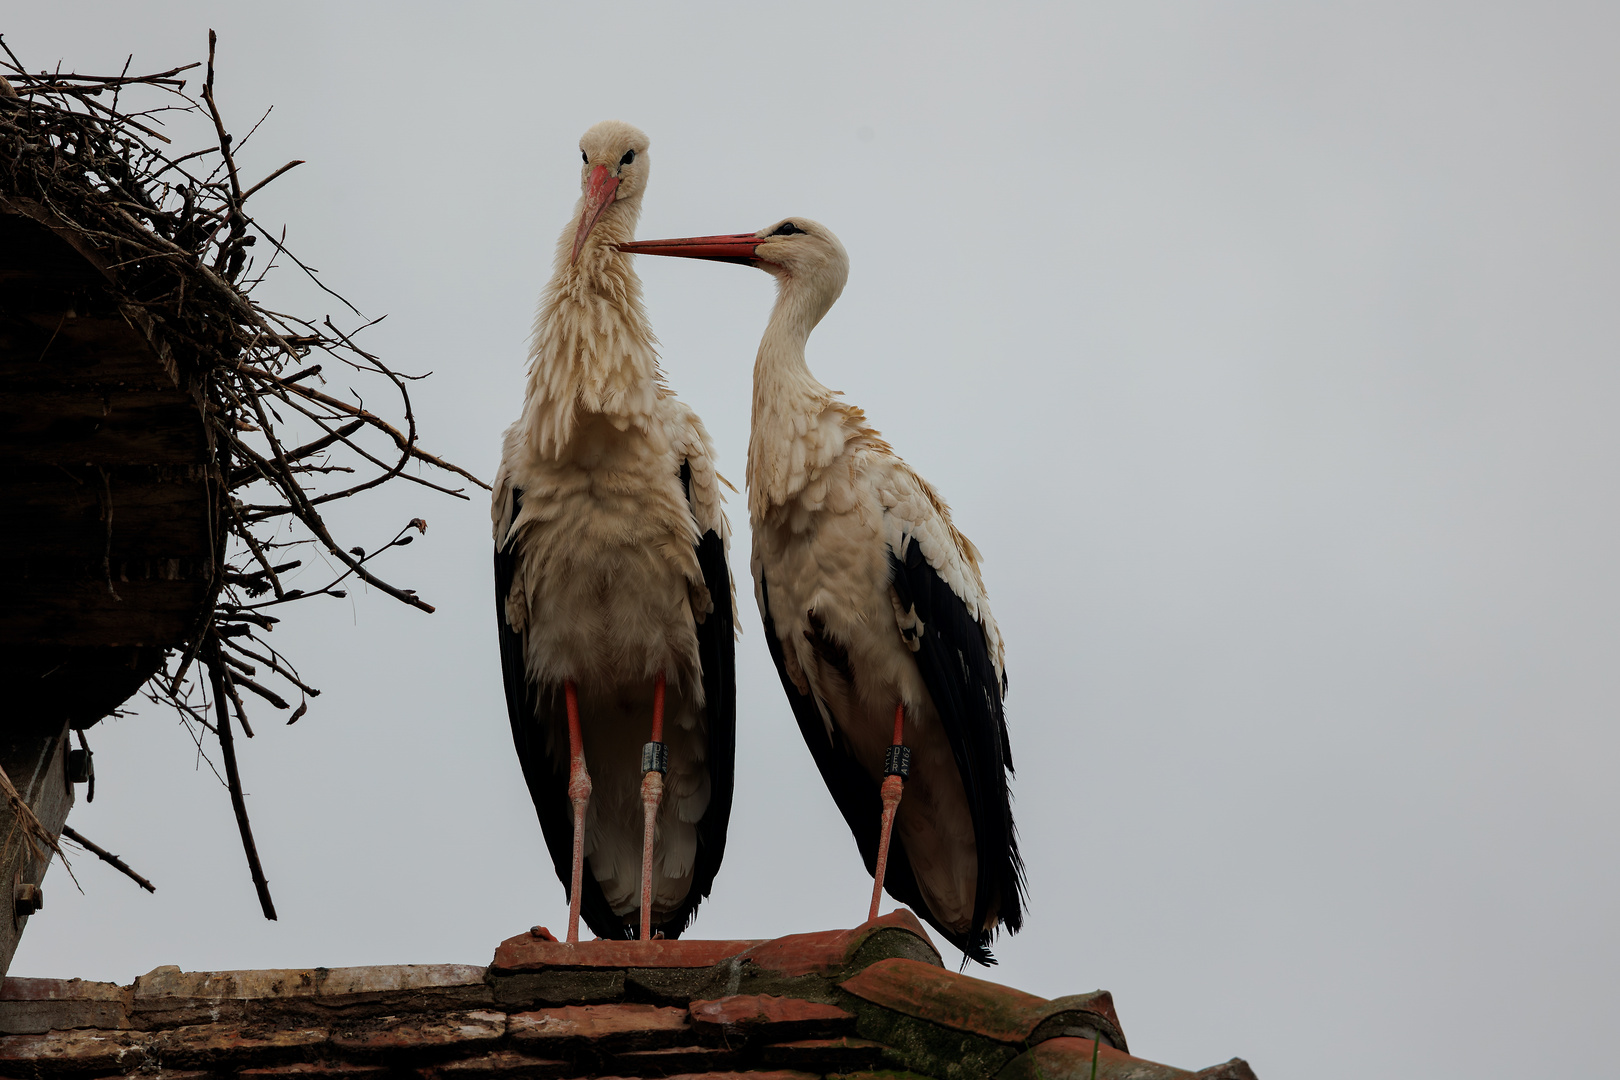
618;217;849;314
572;120;651;264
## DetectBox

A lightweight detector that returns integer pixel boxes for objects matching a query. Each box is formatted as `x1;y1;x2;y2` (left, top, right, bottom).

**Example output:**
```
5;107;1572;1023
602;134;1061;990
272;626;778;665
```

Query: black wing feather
651;461;737;936
889;537;1026;948
759;576;996;965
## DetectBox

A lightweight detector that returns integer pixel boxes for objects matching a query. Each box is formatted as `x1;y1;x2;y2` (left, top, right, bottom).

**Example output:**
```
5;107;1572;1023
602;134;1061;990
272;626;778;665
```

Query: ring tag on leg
641;741;669;775
883;744;912;779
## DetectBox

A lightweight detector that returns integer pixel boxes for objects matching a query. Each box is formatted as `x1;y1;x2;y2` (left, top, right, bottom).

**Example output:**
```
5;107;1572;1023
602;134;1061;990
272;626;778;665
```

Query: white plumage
621;218;1023;963
492;121;735;940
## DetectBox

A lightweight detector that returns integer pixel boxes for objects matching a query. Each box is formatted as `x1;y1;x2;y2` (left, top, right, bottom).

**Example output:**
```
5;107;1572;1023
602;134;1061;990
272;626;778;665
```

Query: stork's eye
772;221;804;236
620;149;636;166
581;150;588;163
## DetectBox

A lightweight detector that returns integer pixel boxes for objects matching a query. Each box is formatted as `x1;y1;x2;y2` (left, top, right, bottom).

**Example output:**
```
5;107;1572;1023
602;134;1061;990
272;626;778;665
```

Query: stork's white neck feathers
746;240;859;517
521;192;664;460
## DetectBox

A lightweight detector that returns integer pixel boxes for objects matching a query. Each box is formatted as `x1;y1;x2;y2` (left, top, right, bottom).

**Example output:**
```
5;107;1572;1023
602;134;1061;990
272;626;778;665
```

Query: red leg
565;680;591;944
639;673;668;940
869;702;908;923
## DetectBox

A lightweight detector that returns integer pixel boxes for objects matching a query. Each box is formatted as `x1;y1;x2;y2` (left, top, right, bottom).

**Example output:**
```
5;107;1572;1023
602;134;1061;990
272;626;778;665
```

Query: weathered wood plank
0;723;73;979
0;579;211;646
0;384;207;464
0;465;213;562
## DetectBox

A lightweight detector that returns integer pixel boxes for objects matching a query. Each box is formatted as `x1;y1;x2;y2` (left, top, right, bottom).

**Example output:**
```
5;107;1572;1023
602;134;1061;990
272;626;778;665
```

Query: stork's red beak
571;165;621;264
616;233;762;266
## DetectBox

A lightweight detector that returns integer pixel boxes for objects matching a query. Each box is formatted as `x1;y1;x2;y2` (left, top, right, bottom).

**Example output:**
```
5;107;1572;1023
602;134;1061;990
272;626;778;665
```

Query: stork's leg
869;702;911;923
639;673;668;940
564;680;591;944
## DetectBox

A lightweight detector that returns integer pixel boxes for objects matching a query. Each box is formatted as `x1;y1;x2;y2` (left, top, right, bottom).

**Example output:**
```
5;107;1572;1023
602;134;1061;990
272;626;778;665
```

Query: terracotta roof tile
144;1022;330;1068
491;937;759;975
330;1011;505;1057
756;1035;887;1071
1026;993;1125;1049
687;995;855;1042
734;911;941;976
840;958;1048;1044
421;1050;572;1078
509;1004;690;1050
130;964;494;1028
0;1026;148;1073
238;1063;390;1078
999;1037;1193;1080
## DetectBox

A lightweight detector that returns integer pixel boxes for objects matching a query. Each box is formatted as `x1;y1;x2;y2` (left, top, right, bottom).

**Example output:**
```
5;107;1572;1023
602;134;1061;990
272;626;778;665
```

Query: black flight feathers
493;465;736;940
760;535;1025;966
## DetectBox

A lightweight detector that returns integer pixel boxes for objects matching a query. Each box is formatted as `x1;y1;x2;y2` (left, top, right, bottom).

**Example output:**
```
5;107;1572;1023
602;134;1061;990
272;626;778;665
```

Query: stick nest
1;34;486;917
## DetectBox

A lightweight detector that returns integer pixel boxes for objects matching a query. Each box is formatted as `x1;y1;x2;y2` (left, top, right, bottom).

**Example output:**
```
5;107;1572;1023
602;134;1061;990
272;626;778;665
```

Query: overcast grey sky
9;4;1619;1077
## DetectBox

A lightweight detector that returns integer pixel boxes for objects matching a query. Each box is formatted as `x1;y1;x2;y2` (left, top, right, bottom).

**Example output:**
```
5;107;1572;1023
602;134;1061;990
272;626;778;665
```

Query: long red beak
571;165;621;264
616;233;762;266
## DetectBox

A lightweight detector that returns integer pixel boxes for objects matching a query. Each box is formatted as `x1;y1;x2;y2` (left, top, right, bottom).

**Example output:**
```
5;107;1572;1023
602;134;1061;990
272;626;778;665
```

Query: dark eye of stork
581;150;588;163
620;149;636;166
772;221;804;236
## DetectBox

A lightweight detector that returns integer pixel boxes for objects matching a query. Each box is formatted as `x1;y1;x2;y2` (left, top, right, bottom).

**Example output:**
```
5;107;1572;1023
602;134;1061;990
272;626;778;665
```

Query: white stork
492;121;735;942
620;219;1024;963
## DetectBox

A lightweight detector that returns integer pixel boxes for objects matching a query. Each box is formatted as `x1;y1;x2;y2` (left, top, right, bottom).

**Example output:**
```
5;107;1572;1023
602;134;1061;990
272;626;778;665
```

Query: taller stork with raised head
621;220;1024;964
493;121;735;942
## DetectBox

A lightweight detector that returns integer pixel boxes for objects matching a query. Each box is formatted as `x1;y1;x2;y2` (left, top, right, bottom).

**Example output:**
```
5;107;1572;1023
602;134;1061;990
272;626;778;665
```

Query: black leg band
641;741;669;775
884;744;912;779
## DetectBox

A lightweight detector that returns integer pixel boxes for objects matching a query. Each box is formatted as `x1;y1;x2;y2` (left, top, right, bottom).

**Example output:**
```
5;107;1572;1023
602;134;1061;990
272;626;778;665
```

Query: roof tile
1025;993;1126;1052
130;965;494;1027
145;1022;330;1067
687;995;854;1042
0;977;130;1003
0;1027;147;1072
238;1063;391;1078
330;1011;505;1056
491;937;759;975
998;1037;1194;1080
135;965;487;1003
757;1035;888;1071
509;1004;691;1050
736;911;941;976
840;958;1049;1044
419;1050;572;1078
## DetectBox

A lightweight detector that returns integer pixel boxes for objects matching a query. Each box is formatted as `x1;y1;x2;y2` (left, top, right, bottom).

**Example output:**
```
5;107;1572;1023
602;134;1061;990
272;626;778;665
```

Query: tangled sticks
1;33;484;917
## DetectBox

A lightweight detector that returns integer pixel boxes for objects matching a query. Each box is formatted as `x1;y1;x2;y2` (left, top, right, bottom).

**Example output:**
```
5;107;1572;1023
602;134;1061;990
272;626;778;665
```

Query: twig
207;646;276;920
238;363;488;490
238;159;303;204
61;825;155;893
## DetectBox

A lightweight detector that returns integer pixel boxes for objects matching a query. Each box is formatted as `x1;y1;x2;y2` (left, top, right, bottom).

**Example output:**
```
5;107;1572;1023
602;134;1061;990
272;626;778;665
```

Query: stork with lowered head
493;121;736;943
